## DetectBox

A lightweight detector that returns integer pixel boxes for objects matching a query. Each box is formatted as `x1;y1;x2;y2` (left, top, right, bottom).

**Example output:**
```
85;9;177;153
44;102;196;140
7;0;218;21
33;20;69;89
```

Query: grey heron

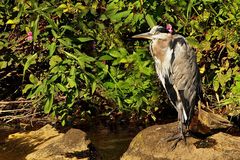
132;25;202;149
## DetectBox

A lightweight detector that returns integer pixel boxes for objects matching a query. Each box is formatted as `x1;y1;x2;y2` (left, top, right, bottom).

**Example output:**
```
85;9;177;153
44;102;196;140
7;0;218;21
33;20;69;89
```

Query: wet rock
121;122;240;160
3;124;99;160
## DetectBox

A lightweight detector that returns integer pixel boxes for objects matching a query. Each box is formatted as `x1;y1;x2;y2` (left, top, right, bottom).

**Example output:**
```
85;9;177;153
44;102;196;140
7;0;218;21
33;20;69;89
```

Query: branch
0;100;32;105
0;108;30;113
0;112;41;123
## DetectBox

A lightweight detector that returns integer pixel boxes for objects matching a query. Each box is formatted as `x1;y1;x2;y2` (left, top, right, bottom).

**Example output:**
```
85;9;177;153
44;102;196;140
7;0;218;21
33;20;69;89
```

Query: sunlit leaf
63;50;85;69
48;75;59;83
91;81;97;94
58;38;72;48
213;79;219;91
99;55;114;61
58;4;67;9
49;55;62;68
77;37;94;42
44;93;53;114
145;14;156;28
110;10;131;23
0;61;7;69
6;18;20;25
48;42;56;57
67;77;76;88
22;84;34;94
56;83;67;92
42;13;58;31
151;115;156;121
186;37;200;48
33;15;39;42
109;50;121;58
29;74;38;84
23;53;37;80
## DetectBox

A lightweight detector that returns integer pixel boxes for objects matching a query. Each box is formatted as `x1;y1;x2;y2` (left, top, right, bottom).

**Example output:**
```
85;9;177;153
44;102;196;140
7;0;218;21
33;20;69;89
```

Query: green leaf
61;25;76;32
48;75;59;84
200;40;211;50
6;18;20;25
145;14;156;28
96;62;108;73
67;77;76;88
0;61;7;69
91;81;97;94
119;58;128;63
33;15;39;42
29;74;38;84
78;54;95;63
58;38;72;48
124;12;133;24
99;55;114;61
70;66;76;76
49;55;62;68
58;4;67;9
56;83;67;92
22;84;34;94
118;47;128;56
23;53;37;80
151;115;156;121
51;29;59;39
186;0;194;19
125;99;133;104
117;97;123;109
186;37;200;48
42;13;58;31
27;85;43;99
61;119;66;126
103;82;115;88
109;50;121;58
48;42;56;57
63;50;85;69
44;93;54;114
110;10;131;23
213;79;219;91
203;11;210;21
77;37;94;42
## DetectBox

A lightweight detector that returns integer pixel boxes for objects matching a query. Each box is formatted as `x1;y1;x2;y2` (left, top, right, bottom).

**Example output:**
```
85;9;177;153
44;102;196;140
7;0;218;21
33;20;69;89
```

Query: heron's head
132;25;172;40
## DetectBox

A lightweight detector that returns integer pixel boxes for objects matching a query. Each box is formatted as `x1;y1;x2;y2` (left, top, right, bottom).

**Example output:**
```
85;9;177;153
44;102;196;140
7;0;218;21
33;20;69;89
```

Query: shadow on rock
0;124;100;160
121;122;240;160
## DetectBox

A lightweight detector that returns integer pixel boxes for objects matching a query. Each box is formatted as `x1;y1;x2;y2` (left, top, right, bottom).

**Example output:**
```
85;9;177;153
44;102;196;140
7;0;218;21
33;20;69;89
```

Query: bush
0;0;239;125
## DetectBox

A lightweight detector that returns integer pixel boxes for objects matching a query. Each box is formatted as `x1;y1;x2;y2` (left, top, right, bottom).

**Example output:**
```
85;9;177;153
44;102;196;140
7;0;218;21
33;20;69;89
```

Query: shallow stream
0;123;140;160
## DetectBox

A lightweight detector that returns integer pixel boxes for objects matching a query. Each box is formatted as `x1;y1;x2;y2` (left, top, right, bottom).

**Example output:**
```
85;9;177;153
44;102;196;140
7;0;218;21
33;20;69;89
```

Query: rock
198;105;232;130
121;122;240;160
3;124;99;160
188;105;233;135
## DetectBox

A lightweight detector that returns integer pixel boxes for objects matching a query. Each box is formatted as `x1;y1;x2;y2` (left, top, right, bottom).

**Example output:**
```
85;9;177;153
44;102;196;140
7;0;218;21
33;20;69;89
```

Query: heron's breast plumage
150;38;174;89
150;35;201;124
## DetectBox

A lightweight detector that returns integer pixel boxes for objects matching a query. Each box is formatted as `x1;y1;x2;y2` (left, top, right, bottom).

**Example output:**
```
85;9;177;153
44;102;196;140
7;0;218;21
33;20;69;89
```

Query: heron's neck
150;38;172;62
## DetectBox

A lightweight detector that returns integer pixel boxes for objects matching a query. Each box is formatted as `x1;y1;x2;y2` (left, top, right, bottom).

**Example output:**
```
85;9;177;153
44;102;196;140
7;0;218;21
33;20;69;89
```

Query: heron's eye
156;27;167;34
150;26;169;34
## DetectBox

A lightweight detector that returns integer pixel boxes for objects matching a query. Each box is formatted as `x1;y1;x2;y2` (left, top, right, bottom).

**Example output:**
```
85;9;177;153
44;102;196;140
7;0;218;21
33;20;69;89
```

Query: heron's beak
132;32;153;40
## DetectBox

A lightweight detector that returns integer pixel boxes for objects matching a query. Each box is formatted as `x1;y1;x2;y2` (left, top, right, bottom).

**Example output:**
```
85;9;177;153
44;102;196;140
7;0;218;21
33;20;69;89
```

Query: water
0;126;22;160
0;123;140;160
85;124;140;160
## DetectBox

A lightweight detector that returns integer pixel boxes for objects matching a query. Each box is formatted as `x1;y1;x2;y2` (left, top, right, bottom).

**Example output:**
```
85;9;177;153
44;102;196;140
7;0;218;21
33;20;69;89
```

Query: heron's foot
166;132;187;150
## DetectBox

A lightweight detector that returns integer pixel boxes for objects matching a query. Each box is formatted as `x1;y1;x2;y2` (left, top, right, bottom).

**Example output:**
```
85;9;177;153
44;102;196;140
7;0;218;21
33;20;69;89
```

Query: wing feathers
169;35;200;123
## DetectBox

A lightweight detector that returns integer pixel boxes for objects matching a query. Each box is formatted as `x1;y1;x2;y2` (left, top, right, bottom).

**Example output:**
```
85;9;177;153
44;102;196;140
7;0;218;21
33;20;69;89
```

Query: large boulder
121;122;240;160
2;124;99;160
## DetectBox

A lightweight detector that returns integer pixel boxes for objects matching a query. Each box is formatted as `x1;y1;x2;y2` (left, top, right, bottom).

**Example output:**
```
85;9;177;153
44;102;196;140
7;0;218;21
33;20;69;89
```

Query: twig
0;100;32;105
0;108;30;113
0;112;41;123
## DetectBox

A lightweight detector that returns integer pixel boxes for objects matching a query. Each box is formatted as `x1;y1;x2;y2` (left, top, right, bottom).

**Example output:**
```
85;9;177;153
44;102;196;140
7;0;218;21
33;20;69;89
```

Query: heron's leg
166;105;187;150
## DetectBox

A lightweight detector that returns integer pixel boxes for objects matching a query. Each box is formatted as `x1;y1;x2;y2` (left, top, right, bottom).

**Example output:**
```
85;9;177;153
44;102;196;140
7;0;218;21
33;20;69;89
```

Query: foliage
0;0;239;125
